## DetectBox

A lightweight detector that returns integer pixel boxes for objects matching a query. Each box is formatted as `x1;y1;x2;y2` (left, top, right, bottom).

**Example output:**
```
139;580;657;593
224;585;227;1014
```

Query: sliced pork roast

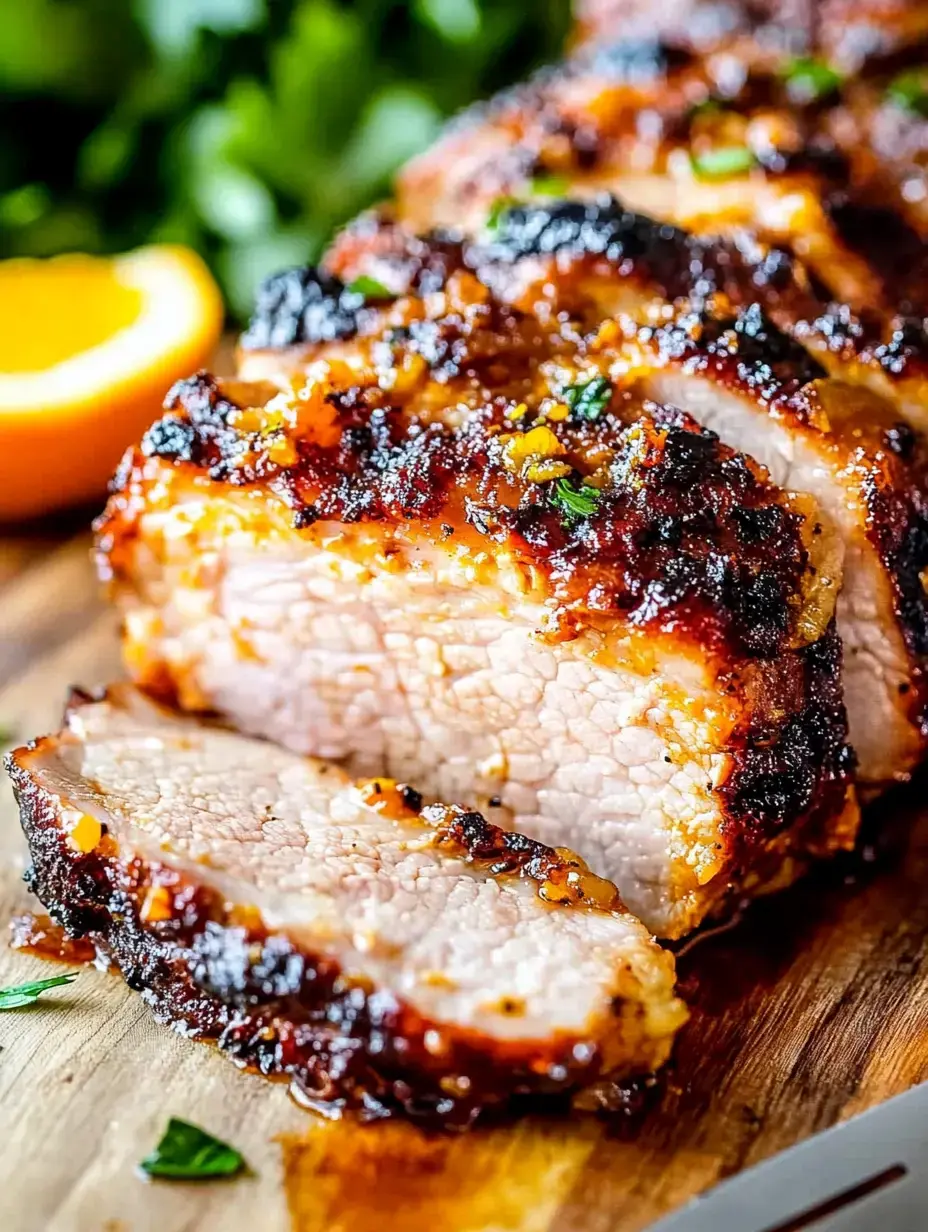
396;3;928;338
459;200;928;785
95;282;856;938
5;685;687;1125
261;203;928;787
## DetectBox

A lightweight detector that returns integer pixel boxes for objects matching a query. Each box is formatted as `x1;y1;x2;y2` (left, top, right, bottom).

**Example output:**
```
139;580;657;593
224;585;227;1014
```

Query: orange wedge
0;245;223;521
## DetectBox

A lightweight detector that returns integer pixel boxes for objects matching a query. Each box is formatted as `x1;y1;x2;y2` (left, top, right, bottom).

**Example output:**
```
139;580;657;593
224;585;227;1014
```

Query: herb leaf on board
0;972;78;1010
139;1118;247;1181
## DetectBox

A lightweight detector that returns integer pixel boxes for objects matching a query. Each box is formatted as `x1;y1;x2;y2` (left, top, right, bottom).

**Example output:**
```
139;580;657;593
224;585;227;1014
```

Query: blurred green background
0;0;570;320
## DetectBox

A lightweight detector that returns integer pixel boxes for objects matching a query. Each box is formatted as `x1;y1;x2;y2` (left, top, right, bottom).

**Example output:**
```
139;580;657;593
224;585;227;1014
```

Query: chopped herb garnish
689;98;721;119
562;376;613;421
139;1118;246;1181
485;195;518;233
551;477;601;522
691;146;756;180
0;972;78;1010
782;57;842;103
529;174;569;198
887;69;928;118
346;275;393;300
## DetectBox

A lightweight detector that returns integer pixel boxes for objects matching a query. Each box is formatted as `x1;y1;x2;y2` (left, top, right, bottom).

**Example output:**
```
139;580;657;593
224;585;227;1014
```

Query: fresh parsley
0;972;78;1010
782;57;842;103
551;477;601;522
485;195;518;234
887;69;928;118
346;275;393;300
562;376;613;421
139;1118;246;1181
529;174;569;198
691;146;756;180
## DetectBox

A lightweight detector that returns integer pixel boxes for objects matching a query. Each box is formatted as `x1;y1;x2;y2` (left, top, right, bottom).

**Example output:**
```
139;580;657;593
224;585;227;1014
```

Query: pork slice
393;25;927;317
444;197;928;785
5;685;687;1126
97;308;856;938
248;202;928;787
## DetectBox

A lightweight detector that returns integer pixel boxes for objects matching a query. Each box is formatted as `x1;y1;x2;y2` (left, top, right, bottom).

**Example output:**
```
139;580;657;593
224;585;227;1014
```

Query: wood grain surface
0;526;926;1232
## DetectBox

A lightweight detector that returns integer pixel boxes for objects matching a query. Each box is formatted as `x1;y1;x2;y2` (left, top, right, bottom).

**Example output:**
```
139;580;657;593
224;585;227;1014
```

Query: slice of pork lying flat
96;283;856;939
5;685;687;1126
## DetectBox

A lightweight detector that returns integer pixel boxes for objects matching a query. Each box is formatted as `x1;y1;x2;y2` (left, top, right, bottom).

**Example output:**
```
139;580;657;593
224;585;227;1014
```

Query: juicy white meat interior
120;495;777;937
634;369;920;783
23;687;684;1046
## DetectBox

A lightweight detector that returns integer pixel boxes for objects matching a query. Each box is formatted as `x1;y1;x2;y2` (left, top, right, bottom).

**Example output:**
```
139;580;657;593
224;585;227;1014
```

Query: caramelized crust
396;10;928;318
118;362;822;664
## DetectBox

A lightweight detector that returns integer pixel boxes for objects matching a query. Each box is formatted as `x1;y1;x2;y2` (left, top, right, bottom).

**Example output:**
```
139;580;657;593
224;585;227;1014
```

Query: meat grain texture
6;687;685;1125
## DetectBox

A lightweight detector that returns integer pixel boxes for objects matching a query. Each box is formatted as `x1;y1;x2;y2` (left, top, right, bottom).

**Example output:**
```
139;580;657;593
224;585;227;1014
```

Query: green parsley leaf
139;1118;247;1181
485;195;518;234
346;275;393;300
691;146;756;180
887;69;928;118
551;477;601;523
529;174;569;198
689;98;721;119
562;376;613;421
782;57;842;103
0;972;78;1010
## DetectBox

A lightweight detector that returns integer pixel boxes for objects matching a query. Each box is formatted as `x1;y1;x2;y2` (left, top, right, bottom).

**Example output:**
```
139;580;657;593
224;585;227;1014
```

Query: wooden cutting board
1;528;926;1232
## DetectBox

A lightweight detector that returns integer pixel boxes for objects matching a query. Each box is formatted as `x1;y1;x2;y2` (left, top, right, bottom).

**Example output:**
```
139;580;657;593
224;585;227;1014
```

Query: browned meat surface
397;1;928;321
95;269;857;938
250;205;928;786
5;686;686;1127
572;1;928;69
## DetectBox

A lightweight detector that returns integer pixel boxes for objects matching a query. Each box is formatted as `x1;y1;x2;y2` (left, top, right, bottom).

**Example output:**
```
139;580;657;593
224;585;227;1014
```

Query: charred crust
240;266;372;351
469;196;805;313
7;770;648;1129
325;213;466;298
636;302;827;407
871;317;928;378
720;621;855;855
142;374;243;476
120;354;815;660
860;450;928;732
427;806;569;882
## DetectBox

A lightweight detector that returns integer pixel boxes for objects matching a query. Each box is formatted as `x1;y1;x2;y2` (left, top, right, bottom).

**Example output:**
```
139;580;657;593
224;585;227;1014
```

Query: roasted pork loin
96;275;857;938
6;686;686;1126
248;198;928;787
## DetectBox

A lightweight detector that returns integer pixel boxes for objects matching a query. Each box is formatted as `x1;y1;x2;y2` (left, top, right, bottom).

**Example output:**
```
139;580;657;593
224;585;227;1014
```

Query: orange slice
0;245;223;521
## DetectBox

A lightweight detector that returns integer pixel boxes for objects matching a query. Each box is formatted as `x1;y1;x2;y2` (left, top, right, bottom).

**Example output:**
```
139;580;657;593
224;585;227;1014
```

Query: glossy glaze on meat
6;686;686;1127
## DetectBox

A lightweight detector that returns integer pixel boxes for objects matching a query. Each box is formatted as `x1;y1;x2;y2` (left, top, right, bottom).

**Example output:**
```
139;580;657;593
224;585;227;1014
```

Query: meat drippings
9;912;97;966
